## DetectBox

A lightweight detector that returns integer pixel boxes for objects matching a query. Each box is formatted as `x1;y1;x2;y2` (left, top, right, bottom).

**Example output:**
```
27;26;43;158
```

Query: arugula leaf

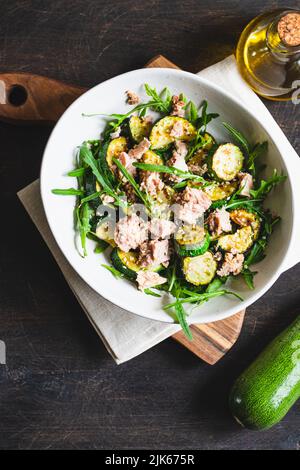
81;144;126;208
80;191;102;205
144;288;162;298
247;141;268;176
173;301;193;340
133;162;207;184
223;122;250;155
245;212;280;268
76;203;93;257
52;188;84;196
67;168;86;177
250;170;286;199
144;83;171;113
94;240;109;254
242;268;257;290
205;277;227;293
186;101;199;125
196;100;219;133
101;264;124;278
113;158;151;210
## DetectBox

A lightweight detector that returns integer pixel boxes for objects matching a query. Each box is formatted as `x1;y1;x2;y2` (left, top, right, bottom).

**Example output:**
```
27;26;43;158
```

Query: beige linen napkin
18;55;300;364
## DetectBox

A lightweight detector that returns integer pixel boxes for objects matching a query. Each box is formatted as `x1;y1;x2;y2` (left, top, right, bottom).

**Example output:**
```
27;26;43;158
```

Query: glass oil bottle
236;9;300;100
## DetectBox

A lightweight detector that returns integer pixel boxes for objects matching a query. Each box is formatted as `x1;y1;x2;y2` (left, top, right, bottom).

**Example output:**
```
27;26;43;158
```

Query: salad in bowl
52;84;286;339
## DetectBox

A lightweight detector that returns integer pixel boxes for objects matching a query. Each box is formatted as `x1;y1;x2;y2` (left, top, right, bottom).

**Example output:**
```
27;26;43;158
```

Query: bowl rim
40;67;296;324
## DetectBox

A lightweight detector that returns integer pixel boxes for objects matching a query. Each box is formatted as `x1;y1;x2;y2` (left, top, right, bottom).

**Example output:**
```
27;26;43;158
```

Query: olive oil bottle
236;9;300;100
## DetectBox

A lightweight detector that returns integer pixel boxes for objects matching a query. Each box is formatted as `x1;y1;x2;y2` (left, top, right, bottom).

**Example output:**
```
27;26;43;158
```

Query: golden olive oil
236;9;300;100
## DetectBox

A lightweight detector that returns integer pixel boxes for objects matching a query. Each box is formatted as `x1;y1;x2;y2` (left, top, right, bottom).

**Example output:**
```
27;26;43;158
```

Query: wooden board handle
0;73;86;124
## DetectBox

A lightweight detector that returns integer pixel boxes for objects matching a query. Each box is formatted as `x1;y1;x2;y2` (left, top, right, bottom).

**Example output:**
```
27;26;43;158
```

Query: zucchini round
142;150;163;166
203;181;238;201
128;116;151;143
96;219;115;246
209;143;244;181
111;248;163;281
218;226;253;253
111;248;140;280
230;209;261;240
106;137;127;168
175;225;210;257
183;251;217;286
150;116;196;150
229;315;300;430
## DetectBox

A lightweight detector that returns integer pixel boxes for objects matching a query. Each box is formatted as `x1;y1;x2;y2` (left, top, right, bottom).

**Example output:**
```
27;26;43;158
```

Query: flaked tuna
170;119;184;138
207;207;232;236
217;252;244;277
138;239;170;268
114;214;148;252
175;186;211;224
170;95;185;118
126;90;140;105
148;219;176;239
167;141;189;183
128;138;151;160
140;171;164;197
136;271;167;291
238;172;254;197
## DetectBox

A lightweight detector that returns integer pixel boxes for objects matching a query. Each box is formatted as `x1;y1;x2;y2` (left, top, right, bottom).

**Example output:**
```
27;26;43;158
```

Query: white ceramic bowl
40;68;295;324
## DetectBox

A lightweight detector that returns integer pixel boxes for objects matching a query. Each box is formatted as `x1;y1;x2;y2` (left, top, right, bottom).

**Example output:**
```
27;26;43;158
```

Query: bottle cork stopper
277;12;300;47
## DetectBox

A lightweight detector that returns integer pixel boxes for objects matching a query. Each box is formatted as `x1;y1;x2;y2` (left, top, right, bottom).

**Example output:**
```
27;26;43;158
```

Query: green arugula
250;170;287;199
133;162;207;184
113;157;152;211
52;188;85;196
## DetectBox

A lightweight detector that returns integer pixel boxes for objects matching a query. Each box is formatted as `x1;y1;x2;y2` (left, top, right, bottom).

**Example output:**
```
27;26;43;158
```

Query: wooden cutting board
0;55;245;364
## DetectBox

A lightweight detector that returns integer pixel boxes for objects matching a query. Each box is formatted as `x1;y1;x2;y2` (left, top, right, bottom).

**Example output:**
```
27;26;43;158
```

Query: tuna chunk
128;138;151;160
126;90;140;105
101;194;115;205
148;219;176;239
110;127;121;139
207;207;232;236
175;186;211;224
217;252;244;277
138;239;170;268
170;119;184;138
238;172;254;197
117;151;137;181
136;271;167;291
140;171;164;197
167;141;189;183
171;95;185;118
114;214;148;252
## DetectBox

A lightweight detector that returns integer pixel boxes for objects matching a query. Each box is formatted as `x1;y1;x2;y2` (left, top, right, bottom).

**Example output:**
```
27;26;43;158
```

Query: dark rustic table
0;0;299;451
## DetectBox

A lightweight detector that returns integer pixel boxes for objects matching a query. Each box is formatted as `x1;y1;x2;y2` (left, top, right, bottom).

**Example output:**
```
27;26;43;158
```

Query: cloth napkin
17;55;300;364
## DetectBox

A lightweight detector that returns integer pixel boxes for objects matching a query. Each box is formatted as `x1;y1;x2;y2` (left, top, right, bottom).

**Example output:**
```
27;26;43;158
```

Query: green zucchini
230;209;261;240
111;248;140;280
95;219;115;246
183;251;217;286
106;137;127;168
111;248;163;281
209;143;244;181
203;181;238;201
229;315;300;430
128;116;151;143
175;225;210;257
218;226;253;253
150;116;196;150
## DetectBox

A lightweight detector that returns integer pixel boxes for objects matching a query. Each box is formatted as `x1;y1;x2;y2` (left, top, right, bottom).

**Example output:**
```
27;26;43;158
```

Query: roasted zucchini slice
203;181;238;201
141;150;163;165
230;209;261;240
106;137;127;168
150;116;196;150
111;248;162;280
96;219;115;246
183;251;217;286
128;116;151;143
209;143;244;181
175;225;210;257
218;226;253;253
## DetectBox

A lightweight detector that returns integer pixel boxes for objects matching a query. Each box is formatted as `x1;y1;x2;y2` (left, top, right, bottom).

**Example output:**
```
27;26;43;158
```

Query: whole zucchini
229;316;300;430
